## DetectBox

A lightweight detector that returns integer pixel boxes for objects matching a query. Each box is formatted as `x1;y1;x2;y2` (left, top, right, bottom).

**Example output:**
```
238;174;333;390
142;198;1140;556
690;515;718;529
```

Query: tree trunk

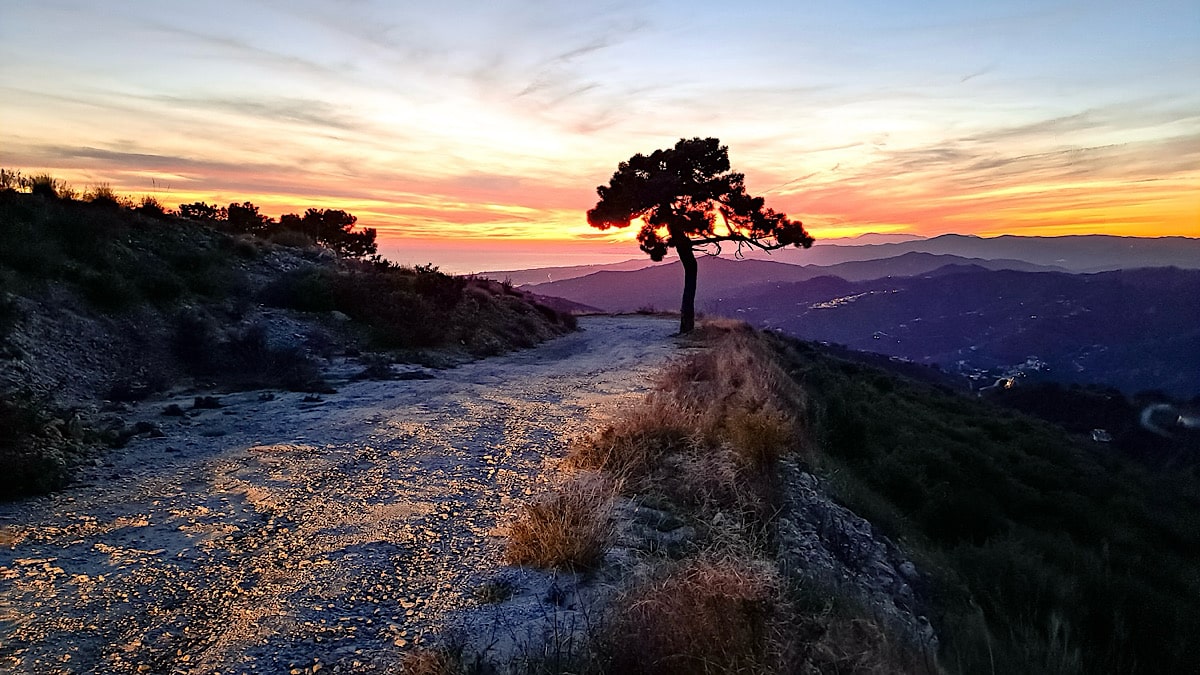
675;234;697;334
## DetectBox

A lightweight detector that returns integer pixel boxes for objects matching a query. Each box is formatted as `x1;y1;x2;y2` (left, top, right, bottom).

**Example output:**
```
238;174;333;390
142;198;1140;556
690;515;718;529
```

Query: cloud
144;96;359;131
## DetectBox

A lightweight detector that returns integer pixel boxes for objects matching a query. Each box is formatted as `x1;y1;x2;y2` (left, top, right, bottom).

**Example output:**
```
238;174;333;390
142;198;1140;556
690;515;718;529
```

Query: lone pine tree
588;137;813;333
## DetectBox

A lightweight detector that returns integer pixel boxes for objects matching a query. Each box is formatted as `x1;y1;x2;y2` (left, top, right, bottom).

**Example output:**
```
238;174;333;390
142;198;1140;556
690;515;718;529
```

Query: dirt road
0;315;678;674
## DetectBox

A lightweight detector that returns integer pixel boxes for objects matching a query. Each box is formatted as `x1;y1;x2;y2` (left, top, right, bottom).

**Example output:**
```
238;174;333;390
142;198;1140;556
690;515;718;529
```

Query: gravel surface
0;315;679;674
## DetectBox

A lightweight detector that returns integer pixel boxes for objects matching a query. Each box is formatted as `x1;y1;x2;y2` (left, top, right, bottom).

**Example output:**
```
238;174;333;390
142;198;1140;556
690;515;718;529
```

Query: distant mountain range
520;252;1068;314
482;258;663;286
722;266;1200;398
487;234;1200;286
507;235;1200;397
747;233;1200;271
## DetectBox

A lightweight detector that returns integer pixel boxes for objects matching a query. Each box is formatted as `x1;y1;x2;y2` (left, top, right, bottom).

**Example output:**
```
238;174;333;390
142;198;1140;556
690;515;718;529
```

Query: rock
775;461;938;656
394;371;435;381
192;396;221;409
162;404;185;417
631;505;684;532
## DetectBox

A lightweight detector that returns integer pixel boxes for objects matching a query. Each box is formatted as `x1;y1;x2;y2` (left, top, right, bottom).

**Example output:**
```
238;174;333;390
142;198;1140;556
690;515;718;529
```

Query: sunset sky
2;1;1197;272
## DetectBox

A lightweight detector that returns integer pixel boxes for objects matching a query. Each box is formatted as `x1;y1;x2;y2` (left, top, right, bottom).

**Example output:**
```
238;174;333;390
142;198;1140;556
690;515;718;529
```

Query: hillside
759;329;1200;673
3;287;1196;673
723;265;1200;398
0;188;575;500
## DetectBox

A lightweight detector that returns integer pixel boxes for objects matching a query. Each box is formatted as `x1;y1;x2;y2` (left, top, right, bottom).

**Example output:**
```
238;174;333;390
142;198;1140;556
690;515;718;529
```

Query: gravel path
0;315;678;674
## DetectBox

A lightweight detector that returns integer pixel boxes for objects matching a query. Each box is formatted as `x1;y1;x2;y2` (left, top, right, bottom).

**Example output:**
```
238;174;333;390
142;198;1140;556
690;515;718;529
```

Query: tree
588;137;814;333
298;208;377;258
179;202;228;222
226;201;272;234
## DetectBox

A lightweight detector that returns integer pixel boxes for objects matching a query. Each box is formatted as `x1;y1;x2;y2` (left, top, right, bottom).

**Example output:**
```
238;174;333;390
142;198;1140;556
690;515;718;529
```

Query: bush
83;183;126;209
81;269;140;311
27;173;68;199
172;308;222;374
134;196;169;219
0;393;78;500
259;268;336;312
268;229;314;249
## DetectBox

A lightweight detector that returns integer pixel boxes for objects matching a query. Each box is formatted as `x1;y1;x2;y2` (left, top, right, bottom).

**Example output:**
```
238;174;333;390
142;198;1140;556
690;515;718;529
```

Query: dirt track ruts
0;315;678;674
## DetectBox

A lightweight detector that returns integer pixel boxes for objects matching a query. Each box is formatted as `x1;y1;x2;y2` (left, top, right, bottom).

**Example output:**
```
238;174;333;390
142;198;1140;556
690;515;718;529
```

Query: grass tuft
598;556;781;675
400;646;462;675
505;472;616;571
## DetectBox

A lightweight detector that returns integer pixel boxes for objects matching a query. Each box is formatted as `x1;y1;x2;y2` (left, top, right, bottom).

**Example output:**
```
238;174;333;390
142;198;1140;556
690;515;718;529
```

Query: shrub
505;472;616;570
259;268;336;312
268;229;315;248
134;195;169;219
0;169;23;191
28;173;67;199
83;183;126;208
172;308;222;374
0;392;77;500
178;201;227;222
80;269;140;311
224;324;327;392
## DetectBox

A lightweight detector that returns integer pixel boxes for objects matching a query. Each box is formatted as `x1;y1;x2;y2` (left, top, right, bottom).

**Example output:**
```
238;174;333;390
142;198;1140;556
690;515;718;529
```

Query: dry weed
505;472;616;570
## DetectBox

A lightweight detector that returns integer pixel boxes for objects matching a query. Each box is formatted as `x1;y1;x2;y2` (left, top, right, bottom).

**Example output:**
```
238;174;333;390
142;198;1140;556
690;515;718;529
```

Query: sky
2;0;1197;272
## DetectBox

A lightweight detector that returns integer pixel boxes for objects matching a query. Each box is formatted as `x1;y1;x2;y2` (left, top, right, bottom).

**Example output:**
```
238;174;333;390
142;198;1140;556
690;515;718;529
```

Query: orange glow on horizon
14;160;1197;253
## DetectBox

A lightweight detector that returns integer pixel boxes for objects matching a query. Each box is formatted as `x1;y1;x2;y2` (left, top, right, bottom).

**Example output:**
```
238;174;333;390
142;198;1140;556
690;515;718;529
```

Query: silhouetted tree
179;202;228;222
588;137;814;333
226;202;272;234
279;208;377;258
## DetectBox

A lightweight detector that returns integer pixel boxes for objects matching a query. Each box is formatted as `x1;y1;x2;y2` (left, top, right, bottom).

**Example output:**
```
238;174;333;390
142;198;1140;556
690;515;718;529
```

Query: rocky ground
0;315;680;674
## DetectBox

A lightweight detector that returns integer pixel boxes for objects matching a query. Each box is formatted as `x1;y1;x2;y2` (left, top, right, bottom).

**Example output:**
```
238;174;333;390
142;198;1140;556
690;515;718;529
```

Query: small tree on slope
587;137;814;333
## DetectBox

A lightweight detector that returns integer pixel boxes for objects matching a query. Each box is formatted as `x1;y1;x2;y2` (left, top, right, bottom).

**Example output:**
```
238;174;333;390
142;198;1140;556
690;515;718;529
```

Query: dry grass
400;646;461;675
540;322;931;673
567;327;806;523
721;405;795;472
598;556;782;675
504;472;617;570
659;329;808;456
565;399;695;478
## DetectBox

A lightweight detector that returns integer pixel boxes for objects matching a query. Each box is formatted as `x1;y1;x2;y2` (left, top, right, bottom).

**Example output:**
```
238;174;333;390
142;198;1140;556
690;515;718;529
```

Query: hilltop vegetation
0;173;575;500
